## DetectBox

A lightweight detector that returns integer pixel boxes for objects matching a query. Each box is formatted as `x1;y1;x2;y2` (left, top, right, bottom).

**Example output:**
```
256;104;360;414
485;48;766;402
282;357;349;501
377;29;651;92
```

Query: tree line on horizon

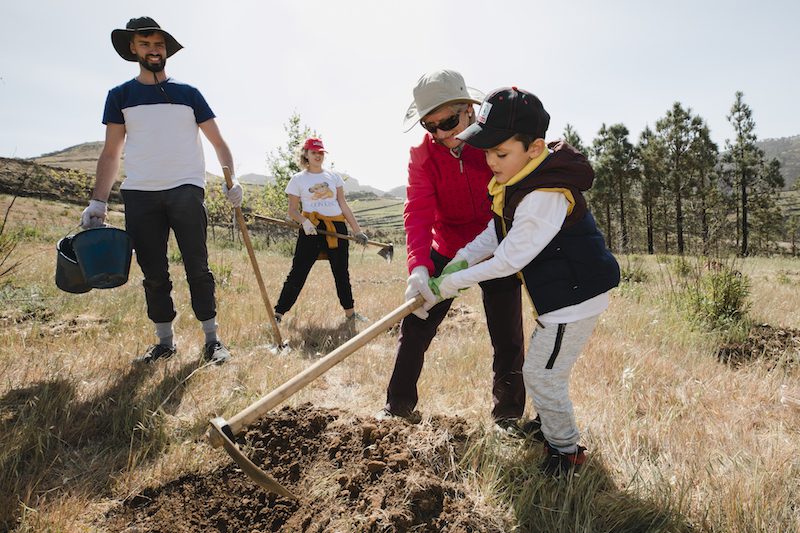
212;93;796;258
568;91;793;257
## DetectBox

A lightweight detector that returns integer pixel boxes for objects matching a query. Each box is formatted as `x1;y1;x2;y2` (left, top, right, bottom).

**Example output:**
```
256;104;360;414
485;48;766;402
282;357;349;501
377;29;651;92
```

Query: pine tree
592;123;637;252
723;92;761;256
637;126;666;254
563;123;588;154
654;102;707;254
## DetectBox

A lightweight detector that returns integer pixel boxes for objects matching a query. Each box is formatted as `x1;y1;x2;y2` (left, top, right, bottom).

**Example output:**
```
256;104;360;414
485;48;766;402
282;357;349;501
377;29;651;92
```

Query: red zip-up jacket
404;134;493;274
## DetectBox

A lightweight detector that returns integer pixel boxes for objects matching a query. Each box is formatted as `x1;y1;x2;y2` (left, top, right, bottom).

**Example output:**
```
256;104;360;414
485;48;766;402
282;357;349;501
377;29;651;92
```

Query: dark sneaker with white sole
134;344;177;364
374;407;422;424
541;441;587;477
203;341;231;365
494;417;526;438
520;415;545;442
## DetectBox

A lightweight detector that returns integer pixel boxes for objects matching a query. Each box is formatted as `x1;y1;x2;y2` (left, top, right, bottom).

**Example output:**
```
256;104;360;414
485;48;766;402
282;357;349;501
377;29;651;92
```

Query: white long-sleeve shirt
447;190;609;323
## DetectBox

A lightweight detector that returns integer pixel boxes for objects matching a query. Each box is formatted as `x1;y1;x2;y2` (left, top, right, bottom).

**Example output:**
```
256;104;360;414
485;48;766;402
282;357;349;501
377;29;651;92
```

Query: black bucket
55;236;92;294
71;227;133;289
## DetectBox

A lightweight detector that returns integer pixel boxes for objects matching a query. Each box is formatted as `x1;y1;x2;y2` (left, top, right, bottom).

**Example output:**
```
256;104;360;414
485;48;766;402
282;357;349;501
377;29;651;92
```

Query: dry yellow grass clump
1;194;799;532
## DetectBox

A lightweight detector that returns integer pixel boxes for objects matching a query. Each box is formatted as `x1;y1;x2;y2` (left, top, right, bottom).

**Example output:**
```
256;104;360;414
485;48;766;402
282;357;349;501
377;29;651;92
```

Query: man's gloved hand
223;178;243;208
354;232;369;246
80;199;108;229
302;218;318;235
404;265;436;319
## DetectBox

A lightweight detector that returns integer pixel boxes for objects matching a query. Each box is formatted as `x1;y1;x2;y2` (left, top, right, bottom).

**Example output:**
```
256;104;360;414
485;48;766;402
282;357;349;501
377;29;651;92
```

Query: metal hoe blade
208;417;297;500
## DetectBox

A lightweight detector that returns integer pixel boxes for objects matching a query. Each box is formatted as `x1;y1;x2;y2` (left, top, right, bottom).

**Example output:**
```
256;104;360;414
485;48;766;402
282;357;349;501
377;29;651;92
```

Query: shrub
620;255;649;283
686;263;750;329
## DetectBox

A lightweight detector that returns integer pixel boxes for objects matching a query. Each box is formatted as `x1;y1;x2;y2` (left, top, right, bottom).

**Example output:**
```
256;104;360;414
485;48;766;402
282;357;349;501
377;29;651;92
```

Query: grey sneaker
134;344;177;364
346;312;369;323
203;341;231;365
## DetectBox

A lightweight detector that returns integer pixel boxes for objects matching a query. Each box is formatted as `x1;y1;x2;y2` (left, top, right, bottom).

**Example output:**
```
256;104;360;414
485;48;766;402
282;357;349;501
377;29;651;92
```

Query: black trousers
122;185;216;323
385;249;526;421
275;220;354;314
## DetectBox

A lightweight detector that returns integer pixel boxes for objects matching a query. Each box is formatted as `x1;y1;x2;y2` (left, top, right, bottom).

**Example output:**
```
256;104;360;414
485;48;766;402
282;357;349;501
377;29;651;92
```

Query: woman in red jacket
377;70;526;434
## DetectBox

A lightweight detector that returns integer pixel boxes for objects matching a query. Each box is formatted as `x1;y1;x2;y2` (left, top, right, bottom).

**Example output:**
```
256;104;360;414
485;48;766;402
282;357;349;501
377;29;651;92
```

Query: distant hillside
33;142;110;176
239;173;273;185
386;185;407;199
27;142;405;197
0;157;97;204
758;135;800;189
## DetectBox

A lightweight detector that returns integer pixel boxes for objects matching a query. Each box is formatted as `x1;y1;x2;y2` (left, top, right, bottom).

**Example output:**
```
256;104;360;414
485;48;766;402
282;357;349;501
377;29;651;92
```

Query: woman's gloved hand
404;266;436;319
354;232;369;246
302;218;318;235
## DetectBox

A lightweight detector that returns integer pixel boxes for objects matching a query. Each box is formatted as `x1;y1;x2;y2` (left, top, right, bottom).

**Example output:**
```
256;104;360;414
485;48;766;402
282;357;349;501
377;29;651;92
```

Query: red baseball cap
303;138;327;152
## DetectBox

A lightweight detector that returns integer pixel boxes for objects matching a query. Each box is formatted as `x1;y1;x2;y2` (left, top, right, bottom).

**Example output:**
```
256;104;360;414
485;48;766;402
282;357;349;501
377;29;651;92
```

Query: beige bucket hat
402;69;484;131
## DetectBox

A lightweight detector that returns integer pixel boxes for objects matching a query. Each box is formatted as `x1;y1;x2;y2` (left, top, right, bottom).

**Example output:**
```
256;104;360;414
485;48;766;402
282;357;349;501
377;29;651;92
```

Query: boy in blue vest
430;87;620;476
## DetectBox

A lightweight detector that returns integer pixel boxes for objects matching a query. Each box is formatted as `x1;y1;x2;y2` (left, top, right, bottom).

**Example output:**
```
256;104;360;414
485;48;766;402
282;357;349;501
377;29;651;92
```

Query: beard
138;54;166;73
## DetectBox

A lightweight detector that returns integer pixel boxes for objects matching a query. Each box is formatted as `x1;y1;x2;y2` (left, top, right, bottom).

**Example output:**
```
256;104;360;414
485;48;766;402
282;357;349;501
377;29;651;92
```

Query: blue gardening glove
354;232;369;246
80;199;107;229
223;178;243;208
405;266;436;319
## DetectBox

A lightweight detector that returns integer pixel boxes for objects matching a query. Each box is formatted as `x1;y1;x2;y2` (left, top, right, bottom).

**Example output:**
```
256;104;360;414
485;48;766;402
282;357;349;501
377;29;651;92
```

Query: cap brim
456;123;515;149
401;87;485;132
111;28;183;62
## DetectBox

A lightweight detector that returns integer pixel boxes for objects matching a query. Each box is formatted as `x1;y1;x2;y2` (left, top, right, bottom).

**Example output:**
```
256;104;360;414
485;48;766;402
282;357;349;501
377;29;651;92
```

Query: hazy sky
2;1;798;191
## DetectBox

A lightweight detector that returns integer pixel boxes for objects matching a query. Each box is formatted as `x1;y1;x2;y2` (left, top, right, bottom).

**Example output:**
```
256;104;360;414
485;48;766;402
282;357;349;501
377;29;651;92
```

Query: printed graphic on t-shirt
285;169;344;217
309;182;335;200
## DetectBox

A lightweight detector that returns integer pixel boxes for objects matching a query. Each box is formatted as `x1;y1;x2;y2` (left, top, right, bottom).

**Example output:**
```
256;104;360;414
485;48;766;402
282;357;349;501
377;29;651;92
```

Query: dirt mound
717;323;800;370
104;404;505;532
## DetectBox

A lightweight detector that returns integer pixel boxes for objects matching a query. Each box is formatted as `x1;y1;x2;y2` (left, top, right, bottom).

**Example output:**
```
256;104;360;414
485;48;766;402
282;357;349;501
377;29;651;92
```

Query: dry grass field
1;193;799;532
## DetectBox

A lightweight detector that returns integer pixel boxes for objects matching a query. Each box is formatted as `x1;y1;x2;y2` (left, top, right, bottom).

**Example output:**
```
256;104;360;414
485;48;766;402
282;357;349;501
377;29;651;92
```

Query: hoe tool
208;295;425;498
254;214;394;263
223;167;283;346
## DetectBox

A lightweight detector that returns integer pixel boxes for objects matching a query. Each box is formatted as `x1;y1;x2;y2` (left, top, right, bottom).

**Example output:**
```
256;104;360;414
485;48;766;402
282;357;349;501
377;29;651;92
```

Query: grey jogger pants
523;314;599;450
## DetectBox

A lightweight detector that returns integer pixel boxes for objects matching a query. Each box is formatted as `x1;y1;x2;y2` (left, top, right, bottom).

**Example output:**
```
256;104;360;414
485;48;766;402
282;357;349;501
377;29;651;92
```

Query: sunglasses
420;110;463;134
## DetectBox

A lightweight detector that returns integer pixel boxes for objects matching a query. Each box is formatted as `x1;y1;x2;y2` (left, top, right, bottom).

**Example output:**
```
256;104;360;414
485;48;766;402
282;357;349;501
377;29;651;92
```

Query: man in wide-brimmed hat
81;17;242;365
376;70;527;435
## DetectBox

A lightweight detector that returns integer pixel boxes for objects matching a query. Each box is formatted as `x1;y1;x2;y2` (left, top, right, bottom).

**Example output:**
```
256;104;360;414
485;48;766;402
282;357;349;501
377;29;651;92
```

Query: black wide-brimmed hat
111;16;183;62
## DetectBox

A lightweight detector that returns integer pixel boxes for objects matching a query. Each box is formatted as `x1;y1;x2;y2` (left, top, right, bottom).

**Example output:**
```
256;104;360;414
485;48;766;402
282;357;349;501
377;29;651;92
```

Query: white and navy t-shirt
102;78;215;191
285;170;344;216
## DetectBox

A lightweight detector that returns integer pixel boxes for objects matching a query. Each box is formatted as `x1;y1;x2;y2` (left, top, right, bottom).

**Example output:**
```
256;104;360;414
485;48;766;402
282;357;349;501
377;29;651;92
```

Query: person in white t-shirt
273;138;369;323
80;17;241;365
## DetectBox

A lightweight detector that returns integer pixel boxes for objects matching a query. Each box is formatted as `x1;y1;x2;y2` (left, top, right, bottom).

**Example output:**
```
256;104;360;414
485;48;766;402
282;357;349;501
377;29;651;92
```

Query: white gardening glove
354;232;369;246
223;178;243;208
404;266;437;319
301;218;318;235
80;199;108;229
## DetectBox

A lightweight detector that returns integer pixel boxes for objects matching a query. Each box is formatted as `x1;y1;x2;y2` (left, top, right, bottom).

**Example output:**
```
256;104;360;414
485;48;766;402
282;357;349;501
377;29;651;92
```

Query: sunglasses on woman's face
420;111;463;134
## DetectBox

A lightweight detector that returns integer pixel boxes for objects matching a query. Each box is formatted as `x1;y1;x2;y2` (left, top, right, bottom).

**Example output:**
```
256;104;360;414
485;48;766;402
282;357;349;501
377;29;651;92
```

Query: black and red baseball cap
457;86;550;149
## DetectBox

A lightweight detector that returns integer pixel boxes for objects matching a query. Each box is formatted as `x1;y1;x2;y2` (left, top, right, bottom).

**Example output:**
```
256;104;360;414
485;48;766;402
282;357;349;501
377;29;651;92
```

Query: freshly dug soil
104;404;506;532
717;323;800;370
